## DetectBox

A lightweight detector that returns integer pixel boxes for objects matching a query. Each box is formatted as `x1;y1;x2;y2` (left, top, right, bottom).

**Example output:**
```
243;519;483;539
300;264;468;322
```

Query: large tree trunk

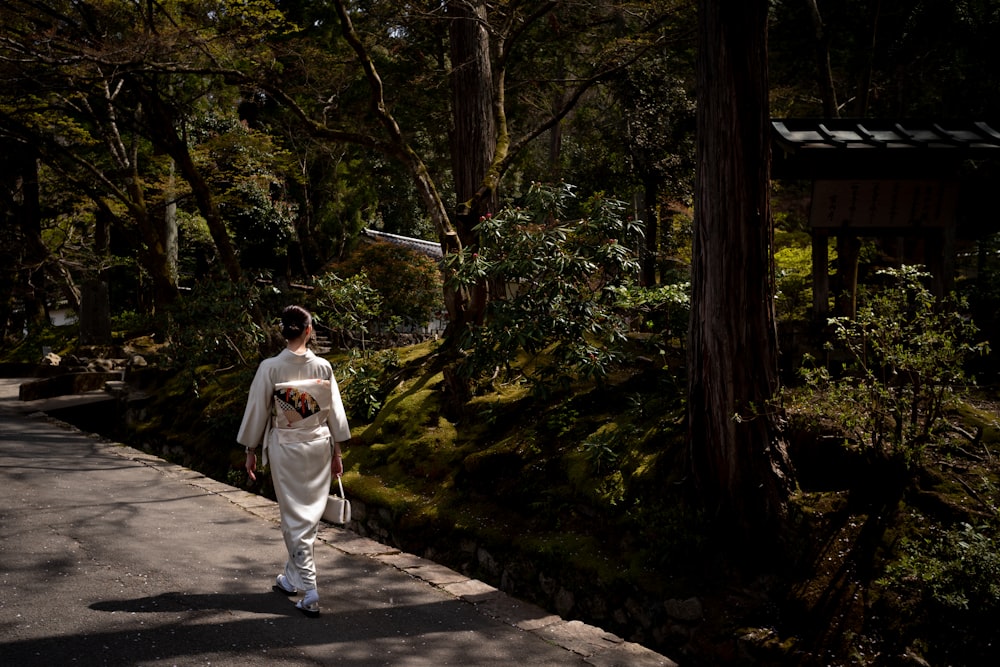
688;0;793;544
447;0;497;336
8;146;50;329
5;145;82;320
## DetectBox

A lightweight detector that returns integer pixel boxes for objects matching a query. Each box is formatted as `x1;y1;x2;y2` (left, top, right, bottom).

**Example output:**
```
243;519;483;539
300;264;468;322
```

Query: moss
393;339;440;366
952;399;1000;443
342;470;427;515
361;370;444;441
9;328;1000;666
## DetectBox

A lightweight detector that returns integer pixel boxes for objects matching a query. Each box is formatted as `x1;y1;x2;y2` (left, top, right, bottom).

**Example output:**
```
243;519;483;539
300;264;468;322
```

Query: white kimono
237;348;351;592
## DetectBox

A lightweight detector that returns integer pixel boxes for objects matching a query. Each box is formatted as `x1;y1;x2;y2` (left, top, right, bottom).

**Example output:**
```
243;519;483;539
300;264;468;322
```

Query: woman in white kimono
237;305;351;617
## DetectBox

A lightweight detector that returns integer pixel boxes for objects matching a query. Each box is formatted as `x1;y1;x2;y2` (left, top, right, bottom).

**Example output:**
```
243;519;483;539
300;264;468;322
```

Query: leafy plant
580;437;621;474
311;272;388;351
799;265;988;469
773;228;836;322
165;278;267;380
443;182;643;393
610;282;690;342
337;348;401;422
332;240;444;329
879;521;1000;613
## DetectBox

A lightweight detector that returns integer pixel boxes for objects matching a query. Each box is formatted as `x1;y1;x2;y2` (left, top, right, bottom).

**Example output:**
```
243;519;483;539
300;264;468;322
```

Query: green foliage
333;241;444;328
222;180;296;268
213;0;300;41
165;279;267;384
111;310;151;338
443;182;643;393
610;282;690;342
336;349;401;422
192;111;299;273
311;272;388;349
799;266;988;469
610;55;696;204
579;430;623;477
879;521;1000;613
773;229;836;322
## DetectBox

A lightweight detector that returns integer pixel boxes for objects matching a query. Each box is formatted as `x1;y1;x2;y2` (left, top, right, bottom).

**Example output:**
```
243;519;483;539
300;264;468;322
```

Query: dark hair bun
280;305;312;341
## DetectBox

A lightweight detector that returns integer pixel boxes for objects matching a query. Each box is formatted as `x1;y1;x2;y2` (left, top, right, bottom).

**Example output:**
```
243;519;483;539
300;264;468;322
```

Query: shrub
799;265;988;469
333;240;444;328
610;282;690;343
165;279;268;382
111;310;153;338
311;272;387;350
443;182;643;393
336;348;401;422
774;229;816;322
879;520;1000;613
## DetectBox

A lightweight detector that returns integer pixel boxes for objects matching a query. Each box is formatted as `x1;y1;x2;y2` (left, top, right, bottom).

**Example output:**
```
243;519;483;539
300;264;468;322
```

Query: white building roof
361;229;443;259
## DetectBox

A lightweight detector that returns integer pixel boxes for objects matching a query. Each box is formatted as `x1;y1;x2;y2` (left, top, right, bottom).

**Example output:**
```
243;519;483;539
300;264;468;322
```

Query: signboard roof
772;119;1000;179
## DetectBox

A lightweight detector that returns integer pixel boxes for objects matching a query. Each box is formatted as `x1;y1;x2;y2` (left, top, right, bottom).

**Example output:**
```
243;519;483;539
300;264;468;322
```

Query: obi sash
270;378;334;445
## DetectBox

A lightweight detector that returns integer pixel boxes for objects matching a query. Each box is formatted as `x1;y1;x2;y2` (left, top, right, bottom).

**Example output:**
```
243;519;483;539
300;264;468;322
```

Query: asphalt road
0;379;677;667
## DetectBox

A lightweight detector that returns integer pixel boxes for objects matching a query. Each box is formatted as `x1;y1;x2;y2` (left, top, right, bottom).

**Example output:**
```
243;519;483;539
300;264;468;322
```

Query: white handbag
323;476;352;525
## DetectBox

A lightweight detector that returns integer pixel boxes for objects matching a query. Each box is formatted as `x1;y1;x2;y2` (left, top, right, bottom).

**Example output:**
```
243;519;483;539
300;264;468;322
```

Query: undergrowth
6;270;1000;666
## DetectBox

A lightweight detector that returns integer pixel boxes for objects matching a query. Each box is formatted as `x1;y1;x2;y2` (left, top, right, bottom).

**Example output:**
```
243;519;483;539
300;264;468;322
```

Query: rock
41;352;61;366
664;597;703;622
129;354;148;368
89;359;114;372
626;596;655;629
477;547;500;577
554;586;575;617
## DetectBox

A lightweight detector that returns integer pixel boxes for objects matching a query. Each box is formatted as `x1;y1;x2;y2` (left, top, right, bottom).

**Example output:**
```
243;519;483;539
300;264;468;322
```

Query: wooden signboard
810;179;959;229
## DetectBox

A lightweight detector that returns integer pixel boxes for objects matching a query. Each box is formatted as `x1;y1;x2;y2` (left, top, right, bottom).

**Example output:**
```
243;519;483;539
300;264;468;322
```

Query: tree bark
641;176;660;286
448;0;497;334
688;0;793;544
10;146;52;328
164;157;179;286
4;145;82;320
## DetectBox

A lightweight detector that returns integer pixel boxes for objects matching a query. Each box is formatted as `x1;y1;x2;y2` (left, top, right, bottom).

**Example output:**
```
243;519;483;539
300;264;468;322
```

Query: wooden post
836;234;860;318
811;229;829;320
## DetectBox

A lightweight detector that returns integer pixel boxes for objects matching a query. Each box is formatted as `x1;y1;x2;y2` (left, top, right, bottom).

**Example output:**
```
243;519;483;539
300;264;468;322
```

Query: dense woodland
4;2;1000;665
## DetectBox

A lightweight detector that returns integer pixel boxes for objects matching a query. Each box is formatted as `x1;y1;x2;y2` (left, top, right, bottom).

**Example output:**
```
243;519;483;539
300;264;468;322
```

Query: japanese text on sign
810;180;958;229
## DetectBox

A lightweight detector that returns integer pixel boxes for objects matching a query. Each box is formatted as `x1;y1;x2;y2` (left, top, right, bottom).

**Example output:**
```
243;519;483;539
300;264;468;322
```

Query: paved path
0;379;677;666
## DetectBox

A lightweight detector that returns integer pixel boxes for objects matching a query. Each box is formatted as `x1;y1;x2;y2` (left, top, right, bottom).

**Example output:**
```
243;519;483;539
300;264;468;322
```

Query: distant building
771;119;1000;317
361;229;443;259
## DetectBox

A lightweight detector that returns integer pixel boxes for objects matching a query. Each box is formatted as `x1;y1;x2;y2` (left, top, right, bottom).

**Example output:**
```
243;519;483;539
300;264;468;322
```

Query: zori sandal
273;573;297;596
295;589;320;618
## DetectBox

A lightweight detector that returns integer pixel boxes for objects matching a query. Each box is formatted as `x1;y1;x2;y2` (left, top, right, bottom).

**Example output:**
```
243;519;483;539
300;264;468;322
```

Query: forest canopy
5;3;1000;665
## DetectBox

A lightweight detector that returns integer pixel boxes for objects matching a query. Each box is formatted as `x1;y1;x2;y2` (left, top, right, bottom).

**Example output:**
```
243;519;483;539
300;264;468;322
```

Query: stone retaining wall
342;494;704;655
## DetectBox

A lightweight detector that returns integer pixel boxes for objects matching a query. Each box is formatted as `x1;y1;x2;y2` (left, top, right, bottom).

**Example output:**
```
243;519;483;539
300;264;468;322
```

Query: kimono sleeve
327;374;352;443
236;363;273;448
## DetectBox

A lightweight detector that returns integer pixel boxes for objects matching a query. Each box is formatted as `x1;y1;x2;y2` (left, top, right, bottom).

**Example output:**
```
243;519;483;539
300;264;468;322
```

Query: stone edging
37;412;677;667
